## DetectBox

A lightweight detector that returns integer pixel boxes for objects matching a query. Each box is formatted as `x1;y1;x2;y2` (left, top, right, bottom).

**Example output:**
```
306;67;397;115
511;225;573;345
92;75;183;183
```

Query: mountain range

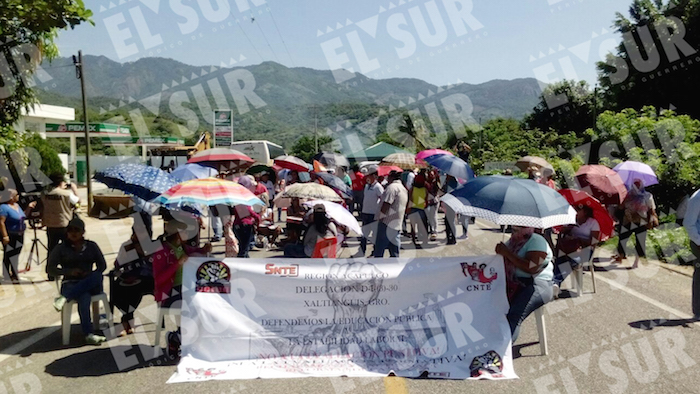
35;56;543;149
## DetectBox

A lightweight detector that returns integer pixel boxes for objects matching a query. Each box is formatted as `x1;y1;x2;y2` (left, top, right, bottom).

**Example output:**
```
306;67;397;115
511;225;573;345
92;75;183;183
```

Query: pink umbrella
416;149;453;161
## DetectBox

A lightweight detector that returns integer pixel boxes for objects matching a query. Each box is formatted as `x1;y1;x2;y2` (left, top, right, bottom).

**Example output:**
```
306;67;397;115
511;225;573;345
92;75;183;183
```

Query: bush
22;133;66;176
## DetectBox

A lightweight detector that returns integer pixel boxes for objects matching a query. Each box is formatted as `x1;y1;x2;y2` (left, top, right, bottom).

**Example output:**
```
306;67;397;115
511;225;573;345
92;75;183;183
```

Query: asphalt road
0;209;698;394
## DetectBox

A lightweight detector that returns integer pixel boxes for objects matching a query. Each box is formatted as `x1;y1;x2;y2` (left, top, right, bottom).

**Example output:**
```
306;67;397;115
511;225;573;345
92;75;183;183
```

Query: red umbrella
274;155;310;172
188;148;254;172
575;165;627;205
558;189;614;241
377;165;403;177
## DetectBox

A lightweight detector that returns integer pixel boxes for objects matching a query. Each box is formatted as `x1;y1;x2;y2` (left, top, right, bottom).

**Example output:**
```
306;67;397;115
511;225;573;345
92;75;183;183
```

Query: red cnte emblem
461;262;497;284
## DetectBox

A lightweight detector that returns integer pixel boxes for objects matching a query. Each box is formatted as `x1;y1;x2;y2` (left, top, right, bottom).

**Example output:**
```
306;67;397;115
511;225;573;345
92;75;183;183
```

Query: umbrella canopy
153;178;264;211
188;148;255;172
416;149;453;161
442;176;576;228
246;164;276;181
283;183;343;202
170;163;218;182
558;189;614;241
274;155;310;172
515;156;554;173
312;152;350;169
377;165;403;177
424;154;474;180
314;172;352;199
94;163;177;201
612;161;659;188
380;152;426;170
303;200;361;235
575;165;628;205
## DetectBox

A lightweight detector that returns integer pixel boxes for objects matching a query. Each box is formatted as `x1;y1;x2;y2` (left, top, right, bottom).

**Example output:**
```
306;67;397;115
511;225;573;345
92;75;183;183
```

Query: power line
268;6;296;67
252;15;280;63
235;18;264;62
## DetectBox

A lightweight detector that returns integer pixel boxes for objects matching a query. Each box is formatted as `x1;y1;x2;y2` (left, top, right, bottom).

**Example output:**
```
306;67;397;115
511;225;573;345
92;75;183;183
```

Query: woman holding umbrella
613;179;658;266
552;205;600;294
495;226;555;342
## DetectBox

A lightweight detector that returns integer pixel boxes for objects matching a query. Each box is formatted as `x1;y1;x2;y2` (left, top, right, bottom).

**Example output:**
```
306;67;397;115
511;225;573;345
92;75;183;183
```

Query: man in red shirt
351;165;365;214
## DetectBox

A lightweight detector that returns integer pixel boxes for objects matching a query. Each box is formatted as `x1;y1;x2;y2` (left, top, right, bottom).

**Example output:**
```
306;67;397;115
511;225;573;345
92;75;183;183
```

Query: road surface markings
596;275;699;324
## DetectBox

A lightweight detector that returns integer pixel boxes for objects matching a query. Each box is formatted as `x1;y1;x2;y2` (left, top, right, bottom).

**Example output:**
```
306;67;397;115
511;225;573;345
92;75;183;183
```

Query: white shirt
684;189;700;245
570;217;600;240
362;181;384;215
378;180;408;231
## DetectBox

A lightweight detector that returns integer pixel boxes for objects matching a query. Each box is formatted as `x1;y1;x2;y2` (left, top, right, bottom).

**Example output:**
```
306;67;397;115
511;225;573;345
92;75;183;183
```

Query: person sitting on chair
111;229;154;337
552;205;600;294
495;226;554;342
284;204;337;258
48;216;108;345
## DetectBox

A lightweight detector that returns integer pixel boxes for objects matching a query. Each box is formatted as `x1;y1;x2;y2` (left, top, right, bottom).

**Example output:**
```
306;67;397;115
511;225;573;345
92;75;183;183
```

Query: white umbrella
303;200;362;235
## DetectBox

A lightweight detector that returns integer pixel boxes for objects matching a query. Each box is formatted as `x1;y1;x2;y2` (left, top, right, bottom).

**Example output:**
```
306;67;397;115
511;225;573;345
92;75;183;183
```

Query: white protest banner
168;256;517;382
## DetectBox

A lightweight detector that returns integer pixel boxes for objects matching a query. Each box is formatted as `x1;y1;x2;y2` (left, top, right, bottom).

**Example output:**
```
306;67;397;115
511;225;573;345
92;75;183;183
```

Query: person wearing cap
284;204;337;258
48;216;108;345
359;166;384;256
374;170;408;257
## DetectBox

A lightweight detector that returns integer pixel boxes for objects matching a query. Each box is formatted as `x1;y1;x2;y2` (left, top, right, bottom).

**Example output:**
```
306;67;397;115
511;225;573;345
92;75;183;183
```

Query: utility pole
73;51;93;212
313;105;318;153
592;85;598;133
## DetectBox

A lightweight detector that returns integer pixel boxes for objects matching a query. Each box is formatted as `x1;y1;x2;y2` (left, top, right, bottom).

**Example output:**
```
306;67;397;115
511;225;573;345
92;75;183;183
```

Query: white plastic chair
60;291;113;345
534;307;548;355
570;246;597;297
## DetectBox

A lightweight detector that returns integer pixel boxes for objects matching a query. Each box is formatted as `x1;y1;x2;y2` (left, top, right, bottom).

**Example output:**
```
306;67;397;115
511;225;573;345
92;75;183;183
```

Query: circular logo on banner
196;261;231;294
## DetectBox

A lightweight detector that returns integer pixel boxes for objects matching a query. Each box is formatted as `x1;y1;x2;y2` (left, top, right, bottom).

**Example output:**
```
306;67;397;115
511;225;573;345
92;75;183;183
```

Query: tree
290;135;334;163
591;106;700;210
597;0;700;118
523;80;597;138
386;114;427;152
0;0;93;128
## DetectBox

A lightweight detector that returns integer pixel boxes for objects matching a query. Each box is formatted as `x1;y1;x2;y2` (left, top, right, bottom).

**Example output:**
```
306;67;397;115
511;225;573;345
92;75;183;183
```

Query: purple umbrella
612;161;658;188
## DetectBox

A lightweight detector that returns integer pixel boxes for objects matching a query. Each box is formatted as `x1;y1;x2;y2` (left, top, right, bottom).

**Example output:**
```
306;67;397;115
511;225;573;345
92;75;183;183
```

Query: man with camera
41;173;80;281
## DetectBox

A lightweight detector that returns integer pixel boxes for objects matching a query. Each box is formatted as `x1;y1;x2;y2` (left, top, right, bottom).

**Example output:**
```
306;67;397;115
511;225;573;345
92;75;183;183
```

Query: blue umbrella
424;154;474;180
94;163;177;201
171;163;218;182
442;176;575;228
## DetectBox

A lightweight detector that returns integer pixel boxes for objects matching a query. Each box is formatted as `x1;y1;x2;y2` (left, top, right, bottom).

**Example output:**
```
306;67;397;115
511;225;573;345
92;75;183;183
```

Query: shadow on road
629;318;698;330
512;341;539;358
45;346;177;377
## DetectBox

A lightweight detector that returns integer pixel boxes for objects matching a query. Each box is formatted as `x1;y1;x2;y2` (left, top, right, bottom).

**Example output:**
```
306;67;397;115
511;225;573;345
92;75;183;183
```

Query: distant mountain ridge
36;56;542;147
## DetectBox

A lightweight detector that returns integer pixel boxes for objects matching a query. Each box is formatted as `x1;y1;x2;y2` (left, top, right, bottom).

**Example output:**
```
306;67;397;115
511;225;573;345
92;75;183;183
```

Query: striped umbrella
153;178;265;211
380;152;426;170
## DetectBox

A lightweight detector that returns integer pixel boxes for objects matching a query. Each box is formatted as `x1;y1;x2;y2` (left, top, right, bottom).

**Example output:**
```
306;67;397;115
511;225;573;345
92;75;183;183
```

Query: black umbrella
314;171;352;199
312;152;350;169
